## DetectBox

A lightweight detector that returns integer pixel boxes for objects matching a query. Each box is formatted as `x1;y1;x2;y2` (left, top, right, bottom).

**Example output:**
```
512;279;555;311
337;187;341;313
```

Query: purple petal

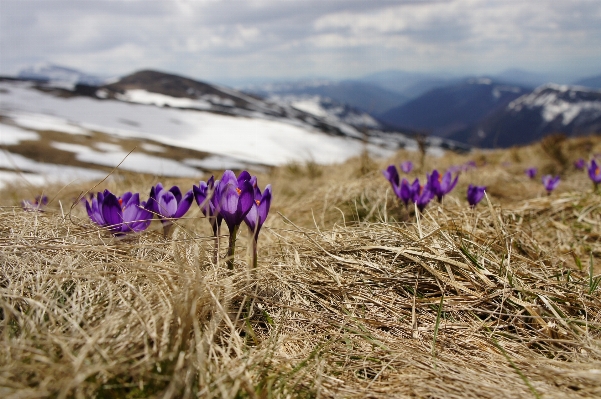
122;193;141;227
169;186;183;204
244;203;258;234
237;170;252;184
220;170;237;187
257;185;272;224
382;165;399;187
174;189;194;218
101;192;123;229
236;180;254;220
158;190;178;217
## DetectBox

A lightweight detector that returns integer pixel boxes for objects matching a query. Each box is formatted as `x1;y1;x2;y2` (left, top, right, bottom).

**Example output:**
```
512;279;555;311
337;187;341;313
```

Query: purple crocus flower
215;170;255;269
415;186;435;213
399;178;420;206
148;183;194;235
588;159;601;189
21;195;48;212
149;183;194;222
400;161;413;173
193;176;222;236
244;184;272;268
383;165;400;188
574;158;586;170
383;164;405;200
525;167;537;179
398;178;412;206
427;169;458;202
542;175;560;194
216;170;254;233
85;190;152;235
244;184;272;240
467;185;486;208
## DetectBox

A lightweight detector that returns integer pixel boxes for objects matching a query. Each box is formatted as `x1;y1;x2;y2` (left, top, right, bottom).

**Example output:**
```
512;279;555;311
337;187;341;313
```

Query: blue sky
1;0;600;84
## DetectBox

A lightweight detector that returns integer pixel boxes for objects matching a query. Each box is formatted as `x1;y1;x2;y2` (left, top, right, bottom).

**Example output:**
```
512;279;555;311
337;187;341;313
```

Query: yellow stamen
255;199;260;205
236;187;241;195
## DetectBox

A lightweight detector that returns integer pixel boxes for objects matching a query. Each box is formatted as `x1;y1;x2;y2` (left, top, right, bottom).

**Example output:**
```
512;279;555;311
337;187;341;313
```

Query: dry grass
1;135;601;398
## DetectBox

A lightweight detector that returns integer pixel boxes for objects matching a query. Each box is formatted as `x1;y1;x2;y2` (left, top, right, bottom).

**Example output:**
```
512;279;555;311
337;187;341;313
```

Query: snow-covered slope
507;84;601;125
0;79;401;187
450;84;601;147
269;94;382;129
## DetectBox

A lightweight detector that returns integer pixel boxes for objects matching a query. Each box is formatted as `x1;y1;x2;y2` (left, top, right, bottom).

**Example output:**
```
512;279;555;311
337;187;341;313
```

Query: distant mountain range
378;78;529;137
450;84;601;147
9;63;601;150
574;74;601;89
243;80;408;116
17;63;109;87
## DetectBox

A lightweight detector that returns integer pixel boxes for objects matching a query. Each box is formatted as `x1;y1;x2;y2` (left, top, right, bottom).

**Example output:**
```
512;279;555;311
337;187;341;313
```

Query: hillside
1;134;600;398
452;84;601;147
379;78;528;137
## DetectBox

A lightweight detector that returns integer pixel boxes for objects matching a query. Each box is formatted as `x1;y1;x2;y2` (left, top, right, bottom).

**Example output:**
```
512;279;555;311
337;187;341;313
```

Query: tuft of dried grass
1;135;601;398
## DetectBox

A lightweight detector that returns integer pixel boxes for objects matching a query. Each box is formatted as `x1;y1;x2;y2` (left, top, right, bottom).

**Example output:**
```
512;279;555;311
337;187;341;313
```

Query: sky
1;0;600;85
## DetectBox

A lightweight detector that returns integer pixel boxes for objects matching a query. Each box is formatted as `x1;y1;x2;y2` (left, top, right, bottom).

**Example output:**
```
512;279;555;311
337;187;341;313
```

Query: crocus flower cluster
194;170;272;269
574;158;586;170
542;175;560;194
82;170;272;269
427;170;459;202
84;190;153;235
383;165;458;212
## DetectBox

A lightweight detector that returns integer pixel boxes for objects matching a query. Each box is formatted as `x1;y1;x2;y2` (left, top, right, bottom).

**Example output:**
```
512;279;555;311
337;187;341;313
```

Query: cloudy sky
1;0;600;84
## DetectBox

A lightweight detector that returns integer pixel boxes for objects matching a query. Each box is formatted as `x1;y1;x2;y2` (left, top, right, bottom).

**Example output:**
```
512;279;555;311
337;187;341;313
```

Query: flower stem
226;225;239;270
162;221;173;238
252;237;258;269
212;218;220;266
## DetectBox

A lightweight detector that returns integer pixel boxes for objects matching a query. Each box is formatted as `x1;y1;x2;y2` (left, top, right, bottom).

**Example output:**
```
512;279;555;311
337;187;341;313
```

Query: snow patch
508;84;601;125
0;150;107;187
116;89;212;110
290;99;329;118
0;123;40;145
7;111;89;135
49;140;200;177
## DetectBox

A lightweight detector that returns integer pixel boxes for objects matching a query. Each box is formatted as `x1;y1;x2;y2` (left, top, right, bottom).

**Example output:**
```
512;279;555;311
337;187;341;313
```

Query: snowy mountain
267;94;382;129
379;78;529;137
17;63;108;88
450;84;601;147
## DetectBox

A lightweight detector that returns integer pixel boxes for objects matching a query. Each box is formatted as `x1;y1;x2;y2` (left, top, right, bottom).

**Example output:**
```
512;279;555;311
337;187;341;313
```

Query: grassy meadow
1;133;601;398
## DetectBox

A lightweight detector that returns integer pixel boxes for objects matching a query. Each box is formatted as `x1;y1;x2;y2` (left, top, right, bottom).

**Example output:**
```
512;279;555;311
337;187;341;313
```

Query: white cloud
0;0;599;81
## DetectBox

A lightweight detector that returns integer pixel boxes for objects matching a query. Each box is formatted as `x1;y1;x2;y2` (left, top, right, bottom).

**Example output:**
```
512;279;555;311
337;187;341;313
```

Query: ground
1;134;600;398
